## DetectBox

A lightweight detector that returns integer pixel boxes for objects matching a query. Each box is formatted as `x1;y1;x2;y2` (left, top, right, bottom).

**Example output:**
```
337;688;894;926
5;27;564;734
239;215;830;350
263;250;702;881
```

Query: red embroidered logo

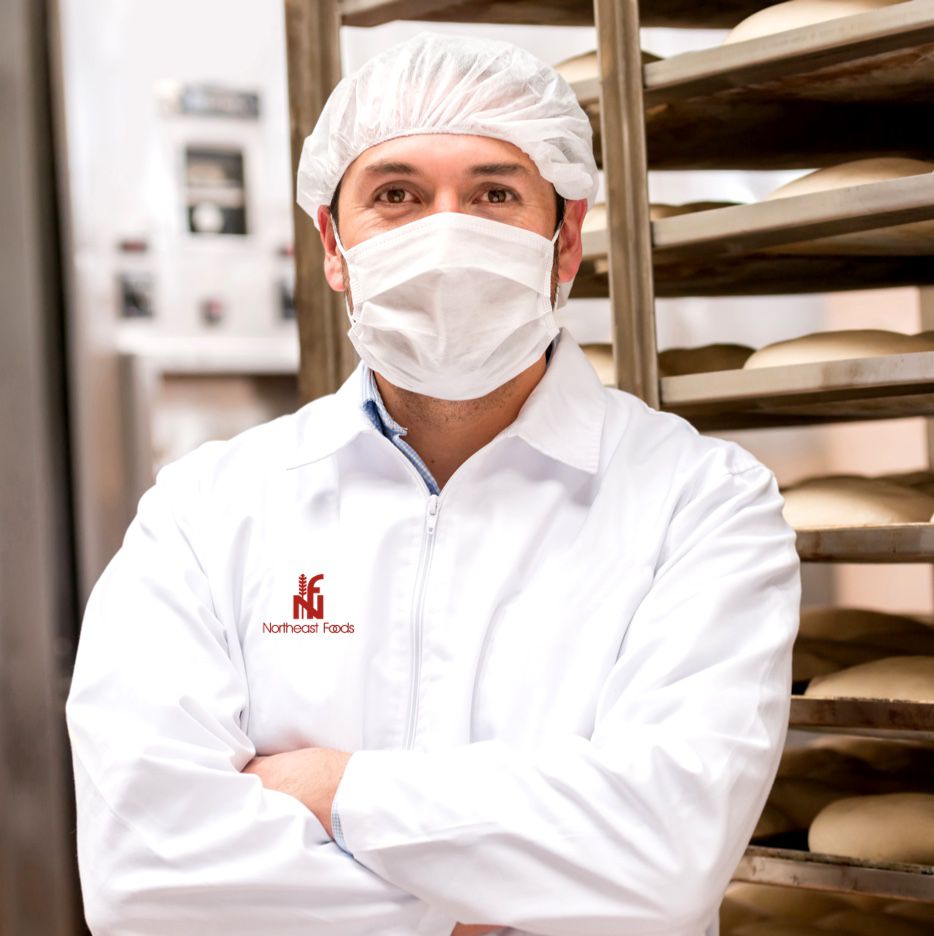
261;571;355;635
293;573;324;619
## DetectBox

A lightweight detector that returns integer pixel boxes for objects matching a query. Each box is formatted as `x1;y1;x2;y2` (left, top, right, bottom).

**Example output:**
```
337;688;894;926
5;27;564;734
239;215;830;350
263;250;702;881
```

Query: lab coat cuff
331;748;408;859
330;788;352;854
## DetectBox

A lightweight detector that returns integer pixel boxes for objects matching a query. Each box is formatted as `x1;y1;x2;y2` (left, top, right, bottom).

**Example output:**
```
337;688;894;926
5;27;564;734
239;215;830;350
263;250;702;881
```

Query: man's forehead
342;133;546;186
362;159;532;178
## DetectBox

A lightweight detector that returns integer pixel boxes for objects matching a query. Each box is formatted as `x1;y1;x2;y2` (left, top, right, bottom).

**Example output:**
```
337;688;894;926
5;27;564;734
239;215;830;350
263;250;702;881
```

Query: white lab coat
65;327;801;936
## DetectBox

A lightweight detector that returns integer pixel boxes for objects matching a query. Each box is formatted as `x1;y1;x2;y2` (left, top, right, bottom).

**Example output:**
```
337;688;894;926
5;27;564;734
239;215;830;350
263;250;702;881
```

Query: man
66;32;801;936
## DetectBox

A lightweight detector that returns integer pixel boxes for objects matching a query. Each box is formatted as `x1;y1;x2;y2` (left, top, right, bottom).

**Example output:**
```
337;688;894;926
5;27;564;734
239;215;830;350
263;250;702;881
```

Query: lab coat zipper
403;492;439;749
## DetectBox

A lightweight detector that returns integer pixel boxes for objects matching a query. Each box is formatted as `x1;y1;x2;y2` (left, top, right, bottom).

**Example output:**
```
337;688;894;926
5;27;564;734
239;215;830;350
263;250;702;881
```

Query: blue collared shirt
330;334;559;854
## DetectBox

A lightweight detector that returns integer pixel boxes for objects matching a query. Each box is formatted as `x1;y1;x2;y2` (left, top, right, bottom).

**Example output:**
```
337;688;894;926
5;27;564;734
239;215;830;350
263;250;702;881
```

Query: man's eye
378;188;409;204
486;188;511;204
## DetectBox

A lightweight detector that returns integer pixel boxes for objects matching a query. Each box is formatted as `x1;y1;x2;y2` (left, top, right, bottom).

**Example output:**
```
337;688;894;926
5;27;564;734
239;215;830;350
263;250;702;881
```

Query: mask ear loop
329;214;358;326
547;220;566;311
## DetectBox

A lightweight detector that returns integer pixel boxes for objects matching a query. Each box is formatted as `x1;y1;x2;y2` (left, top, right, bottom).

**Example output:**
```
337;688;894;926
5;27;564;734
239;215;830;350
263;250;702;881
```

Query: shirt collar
285;326;608;474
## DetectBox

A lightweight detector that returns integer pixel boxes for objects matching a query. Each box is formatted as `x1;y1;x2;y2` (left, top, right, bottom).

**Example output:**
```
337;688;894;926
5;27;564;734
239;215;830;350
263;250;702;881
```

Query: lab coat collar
285;326;608;475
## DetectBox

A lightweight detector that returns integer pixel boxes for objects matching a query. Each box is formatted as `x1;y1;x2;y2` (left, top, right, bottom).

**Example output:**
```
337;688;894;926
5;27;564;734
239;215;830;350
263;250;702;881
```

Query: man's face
317;133;587;307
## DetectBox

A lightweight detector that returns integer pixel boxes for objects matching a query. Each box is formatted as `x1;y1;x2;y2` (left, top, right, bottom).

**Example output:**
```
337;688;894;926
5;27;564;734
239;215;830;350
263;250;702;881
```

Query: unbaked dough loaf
650;201;739;218
794;638;930;680
753;800;796;838
809;792;934;863
768;776;844;828
766;157;934;200
780;476;934;528
805;735;934;792
658;343;754;377
798;606;934;646
794;607;934;680
723;0;907;46
581;200;739;238
762;158;934;255
554;48;659;84
743;329;934;369
804;655;934;702
877;467;934;498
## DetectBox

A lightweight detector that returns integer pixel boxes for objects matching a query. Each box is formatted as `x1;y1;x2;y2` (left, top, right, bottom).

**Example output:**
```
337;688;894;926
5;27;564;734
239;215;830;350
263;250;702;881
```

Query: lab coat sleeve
64;455;460;936
330;460;801;936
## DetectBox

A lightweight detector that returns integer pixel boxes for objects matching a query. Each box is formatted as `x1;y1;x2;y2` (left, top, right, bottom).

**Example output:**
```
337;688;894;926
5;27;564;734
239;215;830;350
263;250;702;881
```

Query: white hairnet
296;32;599;229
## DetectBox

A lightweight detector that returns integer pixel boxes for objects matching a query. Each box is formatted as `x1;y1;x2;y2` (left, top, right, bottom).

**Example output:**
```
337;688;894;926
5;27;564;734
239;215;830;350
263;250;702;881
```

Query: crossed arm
242;747;500;936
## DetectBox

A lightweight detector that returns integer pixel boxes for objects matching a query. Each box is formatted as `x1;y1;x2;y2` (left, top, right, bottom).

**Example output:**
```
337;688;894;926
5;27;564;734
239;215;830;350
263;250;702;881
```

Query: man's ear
317;206;345;293
556;198;588;284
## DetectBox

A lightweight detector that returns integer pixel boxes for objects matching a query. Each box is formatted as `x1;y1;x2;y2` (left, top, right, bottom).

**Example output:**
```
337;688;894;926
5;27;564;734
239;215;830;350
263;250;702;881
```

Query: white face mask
333;211;564;401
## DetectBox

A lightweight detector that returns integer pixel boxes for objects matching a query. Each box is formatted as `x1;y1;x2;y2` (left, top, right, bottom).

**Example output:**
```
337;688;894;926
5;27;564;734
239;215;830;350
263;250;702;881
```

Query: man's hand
243;747;351;837
245;750;503;935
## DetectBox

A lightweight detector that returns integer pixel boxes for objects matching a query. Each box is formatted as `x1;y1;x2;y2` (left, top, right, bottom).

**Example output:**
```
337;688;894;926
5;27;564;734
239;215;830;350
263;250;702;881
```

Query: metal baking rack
285;0;934;909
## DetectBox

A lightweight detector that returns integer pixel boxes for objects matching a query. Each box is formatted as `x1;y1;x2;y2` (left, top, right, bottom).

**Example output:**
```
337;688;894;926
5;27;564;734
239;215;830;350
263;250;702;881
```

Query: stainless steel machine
53;0;300;599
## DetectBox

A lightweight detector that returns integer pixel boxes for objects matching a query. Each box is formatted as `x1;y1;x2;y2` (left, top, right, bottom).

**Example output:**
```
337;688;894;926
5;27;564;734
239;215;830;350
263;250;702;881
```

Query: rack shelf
659;352;934;429
568;3;934;170
573;251;934;298
651;174;934;259
789;696;934;741
734;846;934;902
795;524;934;563
642;2;934;105
575;173;934;300
339;0;769;29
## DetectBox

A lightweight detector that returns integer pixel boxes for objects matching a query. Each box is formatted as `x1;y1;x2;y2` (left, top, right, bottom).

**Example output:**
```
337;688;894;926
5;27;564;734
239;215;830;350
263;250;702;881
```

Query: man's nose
427;189;463;216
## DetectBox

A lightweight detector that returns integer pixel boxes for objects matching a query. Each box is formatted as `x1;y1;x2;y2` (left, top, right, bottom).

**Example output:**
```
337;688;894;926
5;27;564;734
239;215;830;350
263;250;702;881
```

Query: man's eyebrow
361;159;530;178
364;161;419;176
469;162;529;177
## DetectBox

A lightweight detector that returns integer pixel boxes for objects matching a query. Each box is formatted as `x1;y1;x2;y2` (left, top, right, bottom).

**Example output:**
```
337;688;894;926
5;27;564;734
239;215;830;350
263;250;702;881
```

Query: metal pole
0;0;82;931
284;0;353;403
593;0;660;407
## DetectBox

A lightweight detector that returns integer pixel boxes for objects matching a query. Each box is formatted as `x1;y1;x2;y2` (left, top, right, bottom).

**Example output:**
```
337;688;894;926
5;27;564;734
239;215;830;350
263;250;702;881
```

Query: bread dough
743;329;934;369
794;607;934;679
766;158;934;200
809;793;934;863
584;340;756;383
798;606;934;646
723;0;908;46
794;639;899;681
768;776;845;827
650;201;740;218
804;655;934;702
877;467;934;498
554;48;659;84
581;200;740;237
805;736;934;791
762;158;934;255
581;344;613;385
658;343;754;377
779;476;934;528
